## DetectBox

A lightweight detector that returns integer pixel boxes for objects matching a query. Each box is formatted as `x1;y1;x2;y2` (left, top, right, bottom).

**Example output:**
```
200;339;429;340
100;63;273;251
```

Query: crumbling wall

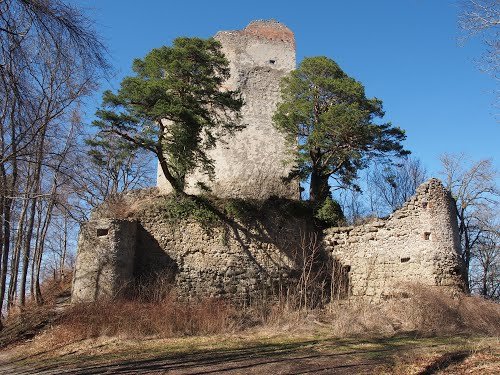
71;180;466;304
72;197;315;303
157;20;299;200
323;179;465;300
71;219;137;303
133;200;312;300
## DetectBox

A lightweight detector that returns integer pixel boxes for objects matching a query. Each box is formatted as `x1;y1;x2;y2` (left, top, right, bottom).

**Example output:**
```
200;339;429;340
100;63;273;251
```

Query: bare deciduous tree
368;157;427;215
77;134;154;212
459;0;500;77
0;0;108;327
470;222;499;299
440;153;499;291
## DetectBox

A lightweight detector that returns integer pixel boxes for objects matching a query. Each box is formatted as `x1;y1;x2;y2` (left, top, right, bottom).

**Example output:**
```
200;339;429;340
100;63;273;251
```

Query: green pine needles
273;56;409;206
92;37;244;194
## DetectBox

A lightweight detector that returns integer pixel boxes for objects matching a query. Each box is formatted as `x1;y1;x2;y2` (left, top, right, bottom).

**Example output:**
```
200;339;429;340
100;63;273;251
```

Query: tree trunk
59;215;68;281
19;124;47;306
19;195;38;306
309;169;330;206
0;106;19;326
33;183;57;305
157;152;186;196
7;187;30;309
31;199;44;299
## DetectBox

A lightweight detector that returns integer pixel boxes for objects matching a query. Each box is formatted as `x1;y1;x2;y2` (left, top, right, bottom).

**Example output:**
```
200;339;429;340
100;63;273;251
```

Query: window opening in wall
400;257;410;263
269;59;276;64
331;260;350;301
422;201;428;209
424;232;431;240
97;228;109;237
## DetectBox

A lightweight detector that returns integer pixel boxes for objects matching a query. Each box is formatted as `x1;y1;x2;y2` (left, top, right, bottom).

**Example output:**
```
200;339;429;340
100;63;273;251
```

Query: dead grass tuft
327;285;500;338
59;295;238;340
1;272;73;347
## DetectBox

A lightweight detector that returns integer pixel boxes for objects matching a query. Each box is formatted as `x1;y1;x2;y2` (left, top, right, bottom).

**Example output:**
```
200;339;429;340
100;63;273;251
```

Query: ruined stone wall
157;20;299;200
134;205;310;300
71;219;137;303
72;197;313;303
323;179;465;301
71;179;466;304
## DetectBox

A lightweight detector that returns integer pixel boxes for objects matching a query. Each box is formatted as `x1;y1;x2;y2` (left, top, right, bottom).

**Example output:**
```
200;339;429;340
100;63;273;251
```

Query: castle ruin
71;21;465;304
156;20;299;200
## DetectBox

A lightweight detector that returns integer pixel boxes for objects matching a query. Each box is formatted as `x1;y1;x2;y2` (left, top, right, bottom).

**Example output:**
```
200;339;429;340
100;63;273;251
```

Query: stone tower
157;20;299;200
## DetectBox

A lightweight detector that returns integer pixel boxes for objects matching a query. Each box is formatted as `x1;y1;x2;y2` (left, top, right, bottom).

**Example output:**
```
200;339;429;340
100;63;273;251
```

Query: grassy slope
1;327;498;374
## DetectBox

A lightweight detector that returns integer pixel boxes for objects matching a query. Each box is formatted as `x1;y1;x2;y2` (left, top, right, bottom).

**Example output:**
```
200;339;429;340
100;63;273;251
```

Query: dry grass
326;285;500;338
59;295;238;341
5;277;500;353
1;272;73;348
2;278;499;374
387;337;500;374
95;195;135;219
51;283;500;345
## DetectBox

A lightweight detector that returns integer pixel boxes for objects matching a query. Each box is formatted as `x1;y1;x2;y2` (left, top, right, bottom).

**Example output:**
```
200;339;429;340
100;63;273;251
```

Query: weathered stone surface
134;206;310;300
157;20;299;200
71;219;137;303
72;197;315;303
71;179;465;304
324;178;466;301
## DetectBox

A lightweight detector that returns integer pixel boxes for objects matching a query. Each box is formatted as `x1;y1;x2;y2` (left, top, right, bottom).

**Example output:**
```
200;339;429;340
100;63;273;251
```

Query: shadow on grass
417;351;470;375
5;335;467;375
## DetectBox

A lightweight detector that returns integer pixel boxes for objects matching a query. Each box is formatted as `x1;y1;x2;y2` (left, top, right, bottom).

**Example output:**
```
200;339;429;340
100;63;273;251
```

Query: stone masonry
156;20;299;200
72;198;313;303
72;179;465;303
323;178;465;301
72;219;137;302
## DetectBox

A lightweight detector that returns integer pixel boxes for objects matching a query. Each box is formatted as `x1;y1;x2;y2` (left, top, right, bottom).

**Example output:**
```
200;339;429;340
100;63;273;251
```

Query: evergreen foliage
92;37;244;193
314;197;345;227
273;56;409;205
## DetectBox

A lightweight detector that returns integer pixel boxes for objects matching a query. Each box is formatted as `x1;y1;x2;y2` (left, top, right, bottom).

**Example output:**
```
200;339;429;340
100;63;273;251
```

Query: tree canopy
273;56;409;205
92;37;244;194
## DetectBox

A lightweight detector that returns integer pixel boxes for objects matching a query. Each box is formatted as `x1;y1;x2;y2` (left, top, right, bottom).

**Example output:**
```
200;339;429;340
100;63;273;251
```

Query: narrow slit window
424;232;431;240
400;257;410;263
97;228;109;237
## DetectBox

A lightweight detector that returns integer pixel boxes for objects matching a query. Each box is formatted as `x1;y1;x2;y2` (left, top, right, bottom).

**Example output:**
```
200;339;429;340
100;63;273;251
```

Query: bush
145;194;220;225
314;197;345;227
326;285;500;337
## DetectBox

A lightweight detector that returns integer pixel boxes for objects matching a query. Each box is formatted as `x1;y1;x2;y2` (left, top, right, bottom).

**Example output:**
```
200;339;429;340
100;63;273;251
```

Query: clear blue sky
75;0;498;178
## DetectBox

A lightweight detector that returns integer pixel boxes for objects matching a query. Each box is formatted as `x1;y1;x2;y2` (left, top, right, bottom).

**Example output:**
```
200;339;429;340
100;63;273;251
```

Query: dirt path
3;346;383;374
1;335;498;374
